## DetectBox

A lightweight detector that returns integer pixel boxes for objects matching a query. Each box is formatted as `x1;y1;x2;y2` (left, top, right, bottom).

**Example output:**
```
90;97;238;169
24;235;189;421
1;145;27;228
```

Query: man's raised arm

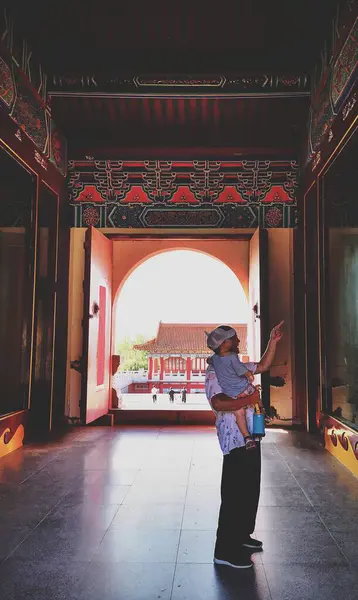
255;321;284;374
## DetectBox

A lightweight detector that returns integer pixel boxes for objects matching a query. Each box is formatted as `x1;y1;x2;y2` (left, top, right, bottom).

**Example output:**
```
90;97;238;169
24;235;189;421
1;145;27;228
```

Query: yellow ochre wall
267;229;296;423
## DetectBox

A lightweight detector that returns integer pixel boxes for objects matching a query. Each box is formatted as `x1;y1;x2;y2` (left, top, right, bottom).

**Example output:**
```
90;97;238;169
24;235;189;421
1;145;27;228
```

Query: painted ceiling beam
48;73;310;98
68;146;299;160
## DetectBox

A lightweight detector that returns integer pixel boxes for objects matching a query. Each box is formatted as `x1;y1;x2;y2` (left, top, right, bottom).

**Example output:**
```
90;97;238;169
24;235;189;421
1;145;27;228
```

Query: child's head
206;325;240;355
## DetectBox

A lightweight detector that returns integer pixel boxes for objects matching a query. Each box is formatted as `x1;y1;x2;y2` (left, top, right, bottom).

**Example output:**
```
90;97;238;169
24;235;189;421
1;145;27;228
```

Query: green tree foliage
116;335;149;371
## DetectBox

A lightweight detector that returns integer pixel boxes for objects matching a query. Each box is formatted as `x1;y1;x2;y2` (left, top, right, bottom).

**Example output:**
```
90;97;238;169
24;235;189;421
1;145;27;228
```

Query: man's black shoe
214;552;253;569
242;536;263;550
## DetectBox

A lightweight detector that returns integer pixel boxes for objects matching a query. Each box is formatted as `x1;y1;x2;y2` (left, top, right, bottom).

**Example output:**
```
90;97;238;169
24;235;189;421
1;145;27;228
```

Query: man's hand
270;321;284;343
256;322;284;374
211;392;256;412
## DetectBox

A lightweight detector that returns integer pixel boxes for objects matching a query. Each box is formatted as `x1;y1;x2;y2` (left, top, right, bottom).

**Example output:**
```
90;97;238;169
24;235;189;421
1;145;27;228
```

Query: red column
186;357;191;392
148;356;153;380
160;357;164;381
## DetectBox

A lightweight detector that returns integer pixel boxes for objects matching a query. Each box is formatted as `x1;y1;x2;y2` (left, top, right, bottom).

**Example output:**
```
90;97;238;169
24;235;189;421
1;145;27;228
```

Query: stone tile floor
0;426;358;599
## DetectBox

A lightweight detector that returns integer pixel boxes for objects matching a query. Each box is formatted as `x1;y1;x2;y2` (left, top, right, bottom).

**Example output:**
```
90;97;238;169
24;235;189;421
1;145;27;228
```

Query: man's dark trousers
215;443;261;556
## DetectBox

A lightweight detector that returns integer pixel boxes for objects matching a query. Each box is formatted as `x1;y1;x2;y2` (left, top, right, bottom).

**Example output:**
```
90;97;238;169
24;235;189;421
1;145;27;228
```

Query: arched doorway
113;248;248;341
111;237;250;302
112;249;248;412
66;228;289;426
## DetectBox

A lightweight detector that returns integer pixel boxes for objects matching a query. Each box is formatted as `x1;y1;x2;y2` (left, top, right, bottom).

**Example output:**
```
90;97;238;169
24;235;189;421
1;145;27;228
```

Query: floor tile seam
19;454;66;485
316;525;357;568
273;443;351;566
126;465;144;492
256;559;351;568
170;500;190;599
3;485;120;560
3;490;71;562
103;498;128;530
168;444;195;598
169;558;179;599
17;438;99;484
82;525;118;566
170;438;220;594
68;504;125;566
258;558;274;600
272;443;323;511
179;527;217;532
107;429;190;596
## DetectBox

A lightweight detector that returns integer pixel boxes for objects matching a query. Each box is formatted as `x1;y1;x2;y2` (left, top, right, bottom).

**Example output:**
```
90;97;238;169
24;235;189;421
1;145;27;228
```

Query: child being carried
206;326;261;451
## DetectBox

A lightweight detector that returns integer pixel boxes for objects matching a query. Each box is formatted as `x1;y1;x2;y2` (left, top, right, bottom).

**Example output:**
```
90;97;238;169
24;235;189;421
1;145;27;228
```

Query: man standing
181;388;187;403
169;388;175;403
151;385;158;403
205;322;283;569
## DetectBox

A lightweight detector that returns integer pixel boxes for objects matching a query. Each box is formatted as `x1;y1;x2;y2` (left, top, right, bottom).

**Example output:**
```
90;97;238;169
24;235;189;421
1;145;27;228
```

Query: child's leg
234;407;256;451
234;407;250;438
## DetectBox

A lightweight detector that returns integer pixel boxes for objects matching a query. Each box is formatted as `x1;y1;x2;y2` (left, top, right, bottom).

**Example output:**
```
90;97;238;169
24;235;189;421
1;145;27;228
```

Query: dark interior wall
0;35;69;446
0;159;35;418
297;5;358;432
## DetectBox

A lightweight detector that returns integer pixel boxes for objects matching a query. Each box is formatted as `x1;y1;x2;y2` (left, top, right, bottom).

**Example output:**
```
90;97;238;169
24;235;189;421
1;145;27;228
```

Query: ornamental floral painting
69;159;298;228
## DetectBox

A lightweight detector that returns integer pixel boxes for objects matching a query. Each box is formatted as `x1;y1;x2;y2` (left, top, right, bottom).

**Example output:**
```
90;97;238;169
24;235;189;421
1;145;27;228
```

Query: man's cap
205;326;236;351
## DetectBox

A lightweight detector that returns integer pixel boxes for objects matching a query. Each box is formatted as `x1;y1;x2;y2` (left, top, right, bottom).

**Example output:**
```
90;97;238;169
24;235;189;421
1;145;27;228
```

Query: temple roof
134;323;247;355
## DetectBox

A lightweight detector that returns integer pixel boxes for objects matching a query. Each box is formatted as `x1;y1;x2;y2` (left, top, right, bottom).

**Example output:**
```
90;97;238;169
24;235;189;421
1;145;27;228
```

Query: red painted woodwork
77;185;106;203
112;355;120;375
0;410;28;459
121;186;152;204
169;186;198;204
165;357;186;372
135;323;247;355
148;357;153;380
133;323;247;394
192;357;206;372
69;146;298;160
97;285;107;386
262;185;292;204
52;95;308;150
186;357;191;382
214;186;246;204
81;227;113;424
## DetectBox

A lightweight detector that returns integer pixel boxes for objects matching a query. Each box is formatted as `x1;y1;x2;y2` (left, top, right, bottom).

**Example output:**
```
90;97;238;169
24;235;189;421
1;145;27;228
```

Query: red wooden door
81;227;113;424
248;228;270;411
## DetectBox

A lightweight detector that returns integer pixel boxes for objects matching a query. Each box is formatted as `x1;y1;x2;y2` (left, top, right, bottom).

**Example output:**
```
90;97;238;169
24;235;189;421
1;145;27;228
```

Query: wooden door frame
80;227;113;424
259;229;270;412
80;227;91;424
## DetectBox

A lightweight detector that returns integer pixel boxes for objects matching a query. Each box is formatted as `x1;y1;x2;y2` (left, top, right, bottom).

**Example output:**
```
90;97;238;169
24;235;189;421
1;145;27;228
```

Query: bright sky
115;250;248;342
